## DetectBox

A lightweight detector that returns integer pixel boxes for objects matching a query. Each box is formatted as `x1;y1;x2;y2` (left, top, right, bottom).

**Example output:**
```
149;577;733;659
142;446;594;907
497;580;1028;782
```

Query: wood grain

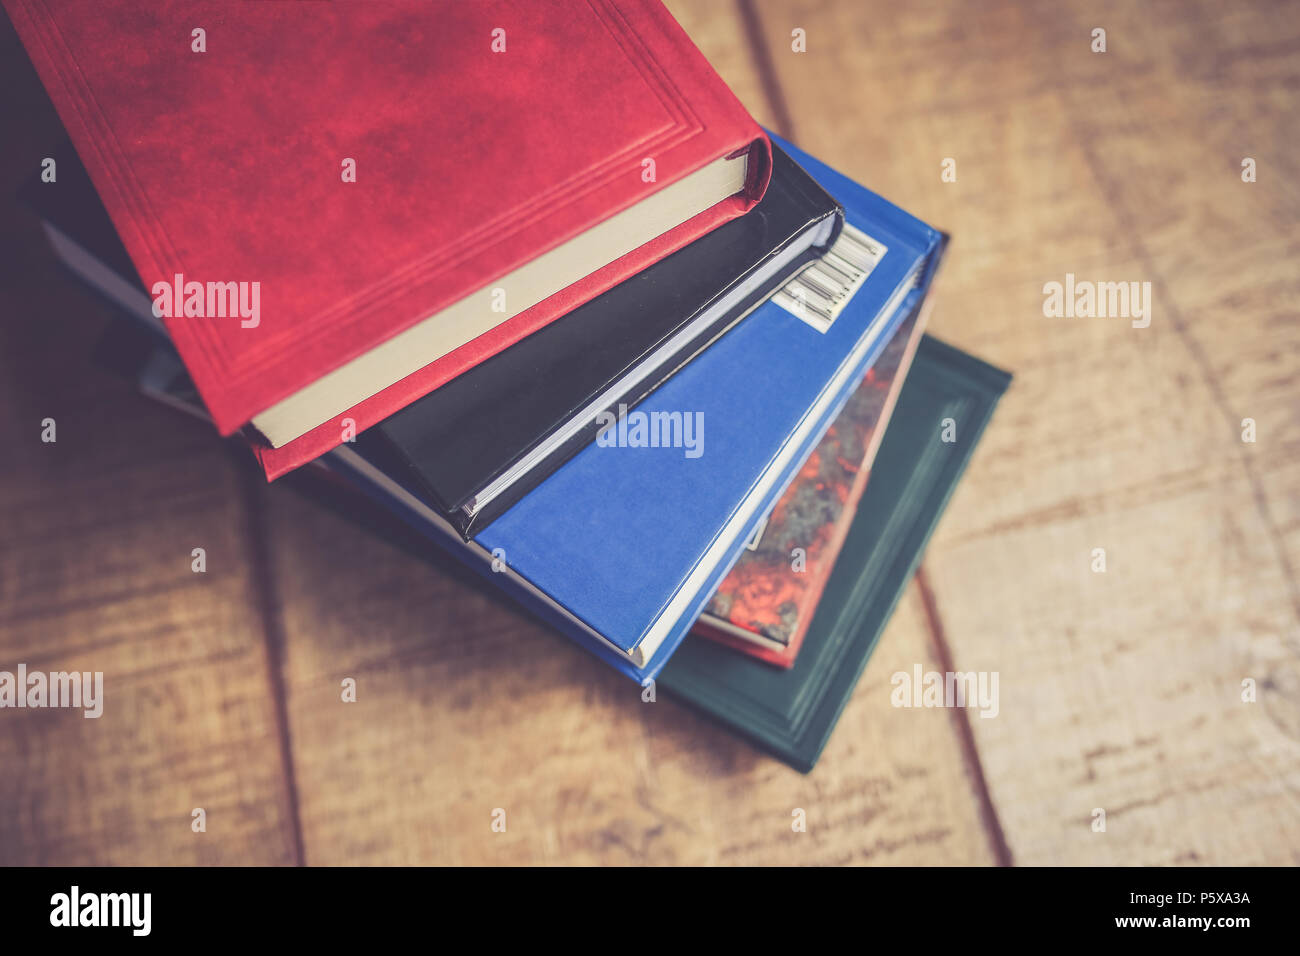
0;13;298;862
252;0;996;866
255;479;996;864
748;0;1300;864
1;0;1295;866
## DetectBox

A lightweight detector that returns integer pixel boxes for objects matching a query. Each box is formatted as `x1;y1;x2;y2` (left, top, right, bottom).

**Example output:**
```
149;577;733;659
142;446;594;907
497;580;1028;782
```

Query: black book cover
358;144;843;538
20;141;139;283
26;142;842;541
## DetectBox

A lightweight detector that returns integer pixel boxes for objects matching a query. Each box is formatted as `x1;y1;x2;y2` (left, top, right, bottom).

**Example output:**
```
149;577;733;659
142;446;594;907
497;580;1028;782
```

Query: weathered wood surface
0;0;1294;865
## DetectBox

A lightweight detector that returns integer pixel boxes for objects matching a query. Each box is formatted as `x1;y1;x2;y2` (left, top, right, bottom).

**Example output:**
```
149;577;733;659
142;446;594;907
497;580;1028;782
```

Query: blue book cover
463;133;943;682
63;125;943;684
110;133;944;683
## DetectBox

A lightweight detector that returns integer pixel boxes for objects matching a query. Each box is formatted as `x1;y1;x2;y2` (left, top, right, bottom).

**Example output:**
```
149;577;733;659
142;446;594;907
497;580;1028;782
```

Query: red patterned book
693;305;928;667
5;0;770;477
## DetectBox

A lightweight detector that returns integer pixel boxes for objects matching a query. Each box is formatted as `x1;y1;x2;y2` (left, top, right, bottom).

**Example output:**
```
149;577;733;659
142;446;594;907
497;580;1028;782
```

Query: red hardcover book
693;304;929;667
6;0;770;477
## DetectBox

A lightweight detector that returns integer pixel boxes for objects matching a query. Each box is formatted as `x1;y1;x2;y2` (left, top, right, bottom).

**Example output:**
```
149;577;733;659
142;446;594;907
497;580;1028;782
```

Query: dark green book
658;335;1011;772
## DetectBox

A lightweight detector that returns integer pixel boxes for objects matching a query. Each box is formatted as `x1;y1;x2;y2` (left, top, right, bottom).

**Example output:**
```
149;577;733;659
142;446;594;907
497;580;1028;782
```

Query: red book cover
693;307;929;668
6;0;770;477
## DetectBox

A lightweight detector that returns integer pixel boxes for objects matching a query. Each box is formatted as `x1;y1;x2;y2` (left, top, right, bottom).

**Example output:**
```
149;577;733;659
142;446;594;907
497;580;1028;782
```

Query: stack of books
10;0;1009;772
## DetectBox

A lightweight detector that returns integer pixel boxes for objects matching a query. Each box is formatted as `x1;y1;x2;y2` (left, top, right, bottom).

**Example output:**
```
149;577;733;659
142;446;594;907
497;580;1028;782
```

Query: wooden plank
0;15;299;865
0;270;301;866
262;482;996;864
8;0;1293;868
257;0;997;865
750;0;1300;863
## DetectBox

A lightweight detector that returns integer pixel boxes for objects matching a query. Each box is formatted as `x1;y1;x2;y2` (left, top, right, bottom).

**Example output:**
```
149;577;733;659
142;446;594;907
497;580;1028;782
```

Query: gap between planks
238;465;307;866
737;0;1017;865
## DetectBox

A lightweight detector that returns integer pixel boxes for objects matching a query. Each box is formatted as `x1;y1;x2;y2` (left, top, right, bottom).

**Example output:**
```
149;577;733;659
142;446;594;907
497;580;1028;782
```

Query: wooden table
1;0;1296;865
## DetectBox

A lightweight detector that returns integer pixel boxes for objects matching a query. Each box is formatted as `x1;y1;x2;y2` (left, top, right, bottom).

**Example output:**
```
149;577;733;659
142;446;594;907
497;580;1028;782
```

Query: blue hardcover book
98;134;944;683
333;135;943;682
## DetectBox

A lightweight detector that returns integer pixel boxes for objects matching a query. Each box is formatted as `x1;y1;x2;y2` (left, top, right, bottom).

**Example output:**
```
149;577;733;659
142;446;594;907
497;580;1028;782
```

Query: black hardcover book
27;142;842;539
20;141;156;328
357;144;842;537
